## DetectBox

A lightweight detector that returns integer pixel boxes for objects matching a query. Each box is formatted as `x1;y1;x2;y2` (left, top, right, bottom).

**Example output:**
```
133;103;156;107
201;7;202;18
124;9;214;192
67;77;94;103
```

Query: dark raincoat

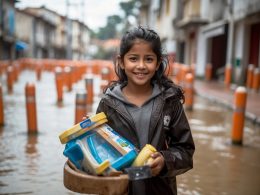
96;85;195;195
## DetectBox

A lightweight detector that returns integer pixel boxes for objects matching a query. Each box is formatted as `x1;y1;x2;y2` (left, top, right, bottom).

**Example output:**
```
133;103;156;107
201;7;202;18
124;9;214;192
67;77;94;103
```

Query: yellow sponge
132;144;157;166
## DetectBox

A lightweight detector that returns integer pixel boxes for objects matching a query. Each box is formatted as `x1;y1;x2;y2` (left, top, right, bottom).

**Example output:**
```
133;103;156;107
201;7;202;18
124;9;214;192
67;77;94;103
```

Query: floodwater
0;70;260;195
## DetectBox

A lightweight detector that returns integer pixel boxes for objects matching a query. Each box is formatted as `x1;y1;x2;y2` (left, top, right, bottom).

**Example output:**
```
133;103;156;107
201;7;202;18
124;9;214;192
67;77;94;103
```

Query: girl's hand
147;152;165;176
82;115;89;121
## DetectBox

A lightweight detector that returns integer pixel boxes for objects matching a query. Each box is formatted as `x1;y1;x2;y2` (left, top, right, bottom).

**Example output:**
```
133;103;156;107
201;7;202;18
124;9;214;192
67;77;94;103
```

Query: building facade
0;0;16;61
15;9;34;58
139;0;260;85
1;3;90;61
139;0;179;61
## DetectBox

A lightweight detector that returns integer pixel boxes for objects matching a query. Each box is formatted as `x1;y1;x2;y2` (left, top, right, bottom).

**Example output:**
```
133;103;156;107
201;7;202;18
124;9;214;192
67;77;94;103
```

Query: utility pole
66;0;86;60
66;0;72;59
81;0;85;60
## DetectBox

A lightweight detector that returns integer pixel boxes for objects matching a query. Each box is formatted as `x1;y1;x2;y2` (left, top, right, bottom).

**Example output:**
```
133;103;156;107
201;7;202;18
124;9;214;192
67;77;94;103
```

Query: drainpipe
226;0;234;65
226;0;234;80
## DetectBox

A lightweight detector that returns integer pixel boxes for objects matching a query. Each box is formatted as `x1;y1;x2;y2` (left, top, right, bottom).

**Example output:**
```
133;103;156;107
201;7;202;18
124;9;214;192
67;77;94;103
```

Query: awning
15;41;28;51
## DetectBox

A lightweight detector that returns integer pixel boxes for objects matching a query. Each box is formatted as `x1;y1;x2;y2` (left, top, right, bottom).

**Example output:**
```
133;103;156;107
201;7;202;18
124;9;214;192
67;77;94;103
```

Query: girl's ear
117;55;124;69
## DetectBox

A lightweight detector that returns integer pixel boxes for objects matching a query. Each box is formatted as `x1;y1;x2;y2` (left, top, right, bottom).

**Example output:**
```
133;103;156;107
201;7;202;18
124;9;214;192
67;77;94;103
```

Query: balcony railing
177;0;208;28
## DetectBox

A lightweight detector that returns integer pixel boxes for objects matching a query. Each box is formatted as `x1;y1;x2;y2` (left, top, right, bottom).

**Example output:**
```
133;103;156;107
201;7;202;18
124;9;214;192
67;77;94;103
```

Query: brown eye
129;57;137;62
146;57;154;63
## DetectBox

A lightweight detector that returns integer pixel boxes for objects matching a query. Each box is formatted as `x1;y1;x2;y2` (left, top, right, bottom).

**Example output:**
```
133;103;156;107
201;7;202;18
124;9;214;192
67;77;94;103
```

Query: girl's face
120;39;159;88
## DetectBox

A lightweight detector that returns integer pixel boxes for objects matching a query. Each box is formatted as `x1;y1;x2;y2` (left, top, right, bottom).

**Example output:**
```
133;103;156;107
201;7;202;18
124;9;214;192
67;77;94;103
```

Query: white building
139;0;179;59
177;0;260;83
139;0;260;85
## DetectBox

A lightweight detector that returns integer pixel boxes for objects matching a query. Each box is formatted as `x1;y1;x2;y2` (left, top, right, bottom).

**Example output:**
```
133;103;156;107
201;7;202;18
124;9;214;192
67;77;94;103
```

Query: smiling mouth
134;72;147;76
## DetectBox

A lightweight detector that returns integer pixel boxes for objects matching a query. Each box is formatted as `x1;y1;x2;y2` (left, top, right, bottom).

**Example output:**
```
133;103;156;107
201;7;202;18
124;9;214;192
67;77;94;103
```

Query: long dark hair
105;26;184;102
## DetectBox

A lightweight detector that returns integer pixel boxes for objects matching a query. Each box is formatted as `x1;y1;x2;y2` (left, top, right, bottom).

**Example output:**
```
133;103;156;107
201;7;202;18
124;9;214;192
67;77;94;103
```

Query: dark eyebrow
145;54;156;57
126;53;138;56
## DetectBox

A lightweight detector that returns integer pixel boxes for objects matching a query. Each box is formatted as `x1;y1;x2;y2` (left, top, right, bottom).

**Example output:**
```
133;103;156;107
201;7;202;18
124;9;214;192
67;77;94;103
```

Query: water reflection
179;96;260;195
26;134;38;154
25;134;39;176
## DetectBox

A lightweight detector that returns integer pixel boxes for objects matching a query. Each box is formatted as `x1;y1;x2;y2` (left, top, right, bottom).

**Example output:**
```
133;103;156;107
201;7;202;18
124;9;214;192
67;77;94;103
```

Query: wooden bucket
64;161;129;195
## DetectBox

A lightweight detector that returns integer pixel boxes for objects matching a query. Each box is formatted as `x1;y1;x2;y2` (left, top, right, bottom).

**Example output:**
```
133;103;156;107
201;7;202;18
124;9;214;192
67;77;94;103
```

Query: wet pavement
180;96;260;195
195;80;260;125
0;70;260;195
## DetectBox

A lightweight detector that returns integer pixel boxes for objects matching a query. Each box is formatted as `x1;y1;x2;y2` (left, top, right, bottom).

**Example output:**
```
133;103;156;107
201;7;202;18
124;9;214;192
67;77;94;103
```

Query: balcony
177;16;208;28
177;0;208;29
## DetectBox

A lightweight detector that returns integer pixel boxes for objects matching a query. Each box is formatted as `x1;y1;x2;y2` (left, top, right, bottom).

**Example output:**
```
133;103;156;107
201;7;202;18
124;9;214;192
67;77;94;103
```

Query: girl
96;26;195;195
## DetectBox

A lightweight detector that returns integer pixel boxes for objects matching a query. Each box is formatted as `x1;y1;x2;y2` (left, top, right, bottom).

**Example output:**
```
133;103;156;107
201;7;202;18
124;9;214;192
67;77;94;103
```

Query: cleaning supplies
59;112;138;175
59;112;107;144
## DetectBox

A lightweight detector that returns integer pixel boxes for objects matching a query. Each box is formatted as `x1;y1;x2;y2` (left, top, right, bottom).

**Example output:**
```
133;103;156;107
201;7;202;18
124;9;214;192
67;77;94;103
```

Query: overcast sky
15;0;124;31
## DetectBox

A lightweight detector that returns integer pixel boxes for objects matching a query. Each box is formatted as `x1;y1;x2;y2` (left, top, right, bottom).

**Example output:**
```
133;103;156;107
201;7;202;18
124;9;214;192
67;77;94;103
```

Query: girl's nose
137;60;145;69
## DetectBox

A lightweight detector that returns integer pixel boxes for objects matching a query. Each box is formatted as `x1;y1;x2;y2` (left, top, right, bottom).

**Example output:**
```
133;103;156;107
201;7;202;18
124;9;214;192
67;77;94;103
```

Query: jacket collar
103;85;181;145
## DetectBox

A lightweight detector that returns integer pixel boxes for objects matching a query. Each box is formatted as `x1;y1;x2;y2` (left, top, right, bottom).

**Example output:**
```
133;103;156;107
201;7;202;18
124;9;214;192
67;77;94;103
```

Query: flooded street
0;70;260;195
179;97;260;195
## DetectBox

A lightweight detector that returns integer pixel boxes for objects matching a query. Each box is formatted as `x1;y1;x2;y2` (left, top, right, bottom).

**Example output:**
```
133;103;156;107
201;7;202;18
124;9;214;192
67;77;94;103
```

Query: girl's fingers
82;115;89;120
149;152;165;176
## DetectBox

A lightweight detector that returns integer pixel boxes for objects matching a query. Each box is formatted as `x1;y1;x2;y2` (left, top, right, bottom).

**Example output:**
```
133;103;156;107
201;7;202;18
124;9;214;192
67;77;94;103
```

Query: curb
195;91;260;126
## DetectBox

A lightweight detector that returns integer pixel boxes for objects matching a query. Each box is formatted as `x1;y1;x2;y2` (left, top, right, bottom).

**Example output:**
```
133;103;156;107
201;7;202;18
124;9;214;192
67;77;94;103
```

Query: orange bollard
70;66;77;84
15;63;21;81
180;65;190;87
25;83;38;133
252;68;260;92
92;63;100;75
190;63;196;77
173;63;181;84
85;76;94;105
0;84;4;126
205;63;212;81
231;86;247;145
246;64;254;89
7;66;14;94
101;67;111;81
55;67;64;103
75;91;87;124
184;73;194;111
64;66;72;92
12;64;19;82
224;64;232;88
36;64;42;81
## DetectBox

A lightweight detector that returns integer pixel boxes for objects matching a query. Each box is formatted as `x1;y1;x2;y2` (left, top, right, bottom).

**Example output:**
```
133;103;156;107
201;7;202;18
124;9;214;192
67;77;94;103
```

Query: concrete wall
15;10;34;57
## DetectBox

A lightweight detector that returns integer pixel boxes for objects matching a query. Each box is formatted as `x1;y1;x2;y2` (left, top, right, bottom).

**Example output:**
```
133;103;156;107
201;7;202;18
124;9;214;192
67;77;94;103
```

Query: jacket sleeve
160;101;195;177
96;98;105;114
